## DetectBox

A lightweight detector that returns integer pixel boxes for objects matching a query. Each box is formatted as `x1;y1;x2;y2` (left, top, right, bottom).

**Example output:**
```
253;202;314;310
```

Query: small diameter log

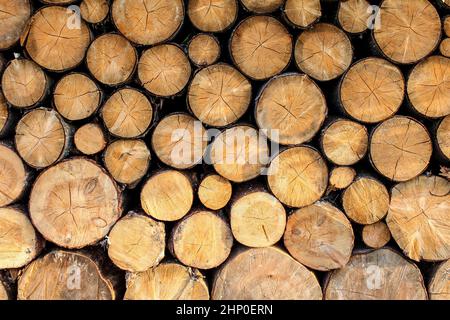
445;16;450;37
362;221;391;249
407;56;450;118
188;63;251;127
151;113;207;169
1;59;48;108
230;15;292;80
342;176;389;225
104;139;151;187
428;259;450;300
101;88;153;138
188;34;221;67
324;248;427;300
284;202;354;271
210;125;269;183
170;210;233;269
340;57;405;123
230;190;286;248
373;0;441;64
0;144;27;207
87;33;137;86
24;6;91;71
198;174;232;210
295;23;353;81
441;39;450;57
436;115;450;161
255;73;327;145
15;108;70;169
80;0;110;24
321;119;368;166
188;0;237;32
0;0;30;50
54;73;102;121
74;123;107;156
241;0;284;13
267;146;328;207
141;170;194;221
337;0;371;34
329;166;356;190
283;0;321;29
124;262;209;300
0;207;43;269
370;116;432;182
0;92;14;137
18;250;117;300
212;247;323;300
386;175;450;262
107;212;165;272
29;158;122;249
112;0;184;45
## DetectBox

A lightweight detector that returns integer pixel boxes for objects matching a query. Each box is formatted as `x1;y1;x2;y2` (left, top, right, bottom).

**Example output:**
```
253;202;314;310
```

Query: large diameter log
283;0;321;29
284;202;354;271
0;144;28;207
267;146;328;207
198;174;232;210
255;73;327;145
170;210;233;269
18;250;117;300
329;166;356;190
241;0;283;13
212;247;323;300
337;0;371;34
428;259;450;300
0;207;43;269
339;57;405;123
188;0;237;32
0;0;31;50
386;175;450;262
74;123;107;156
436;115;450;161
107;212;165;272
230;15;292;80
29;158;122;249
324;248;427;300
362;221;391;249
188;34;221;67
369;116;432;181
373;0;441;64
23;6;92;72
80;0;110;24
124;262;209;300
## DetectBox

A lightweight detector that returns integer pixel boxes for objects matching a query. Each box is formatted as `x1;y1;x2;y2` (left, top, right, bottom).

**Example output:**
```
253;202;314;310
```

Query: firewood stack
0;0;449;301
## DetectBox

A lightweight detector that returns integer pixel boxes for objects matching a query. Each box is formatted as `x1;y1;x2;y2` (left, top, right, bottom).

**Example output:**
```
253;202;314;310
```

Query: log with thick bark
74;123;107;156
0;144;27;207
386;175;450;262
210;125;269;182
141;170;194;221
112;0;184;45
138;44;191;97
0;207;43;269
1;59;48;108
15;108;70;169
339;57;405;123
107;212;165;272
0;0;31;50
436;115;450;161
188;0;237;32
124;262;209;300
324;248;428;300
80;0;110;24
241;0;283;13
440;38;450;57
428;259;450;300
295;23;352;81
86;33;137;86
104;139;151;187
230;190;286;248
18;250;117;300
151;113;207;169
170;210;233;269
267;146;328;207
337;0;371;34
284;201;354;271
369;116;432;181
188;63;251;127
407;56;450;118
373;0;441;65
29;158;122;249
23;6;92;71
329;166;356;190
362;221;391;249
54;73;102;121
320;119;368;166
230;15;292;80
198;174;232;210
342;176;390;225
255;73;327;145
283;0;321;29
188;34;221;67
212;246;323;300
101;88;153;138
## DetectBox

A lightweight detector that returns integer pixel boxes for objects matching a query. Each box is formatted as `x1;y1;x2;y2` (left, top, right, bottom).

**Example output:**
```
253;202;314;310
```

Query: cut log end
362;221;391;249
198;174;232;210
440;39;450;58
444;16;450;37
283;0;321;28
0;0;31;50
241;0;284;13
188;0;237;32
338;0;371;34
437;115;450;161
0;145;27;207
188;34;221;67
428;259;450;300
329;166;356;190
0;93;10;136
74;123;107;155
80;0;110;24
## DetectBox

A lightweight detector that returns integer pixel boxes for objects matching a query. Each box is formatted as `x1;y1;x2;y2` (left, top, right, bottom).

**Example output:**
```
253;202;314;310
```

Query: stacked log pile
0;0;449;300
